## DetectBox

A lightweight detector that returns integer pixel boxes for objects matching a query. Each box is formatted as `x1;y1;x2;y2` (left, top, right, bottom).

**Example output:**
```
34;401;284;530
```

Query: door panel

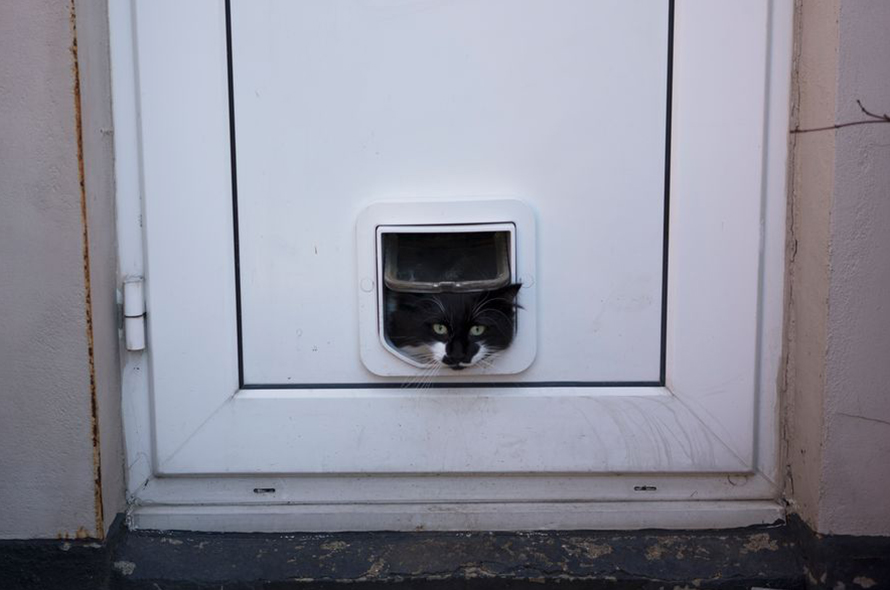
131;0;780;483
232;0;668;385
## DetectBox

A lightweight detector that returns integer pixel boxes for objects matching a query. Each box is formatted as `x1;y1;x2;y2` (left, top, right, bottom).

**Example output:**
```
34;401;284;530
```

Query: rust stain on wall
69;0;105;540
55;526;92;540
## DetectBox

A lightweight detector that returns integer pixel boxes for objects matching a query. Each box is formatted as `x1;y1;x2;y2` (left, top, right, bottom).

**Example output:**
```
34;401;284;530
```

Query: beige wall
820;0;890;535
0;0;122;539
75;0;126;535
786;0;890;536
784;0;839;534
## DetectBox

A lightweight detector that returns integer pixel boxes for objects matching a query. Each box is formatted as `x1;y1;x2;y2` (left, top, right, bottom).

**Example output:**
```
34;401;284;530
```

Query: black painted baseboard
1;514;888;590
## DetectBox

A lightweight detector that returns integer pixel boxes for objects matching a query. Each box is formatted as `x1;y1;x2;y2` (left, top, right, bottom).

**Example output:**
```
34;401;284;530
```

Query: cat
385;283;522;370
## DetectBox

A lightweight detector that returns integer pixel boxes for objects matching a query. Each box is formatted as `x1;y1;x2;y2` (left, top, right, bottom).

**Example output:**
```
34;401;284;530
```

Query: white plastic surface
233;0;669;385
123;278;144;317
125;1;789;489
124;316;145;352
123;278;146;351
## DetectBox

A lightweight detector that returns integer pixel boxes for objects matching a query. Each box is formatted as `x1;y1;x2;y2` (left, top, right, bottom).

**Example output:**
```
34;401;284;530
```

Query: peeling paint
79;526;815;588
364;558;386;577
4;524;847;590
741;533;779;554
461;565;497;578
645;537;687;561
853;577;877;589
647;543;666;561
564;538;612;560
113;561;136;576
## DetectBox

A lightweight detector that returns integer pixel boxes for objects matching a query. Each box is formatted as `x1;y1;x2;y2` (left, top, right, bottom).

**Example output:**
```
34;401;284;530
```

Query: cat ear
486;283;522;309
492;283;522;301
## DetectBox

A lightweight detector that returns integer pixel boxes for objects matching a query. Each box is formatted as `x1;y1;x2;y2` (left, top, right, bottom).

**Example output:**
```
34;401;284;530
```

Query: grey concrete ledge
2;516;890;589
110;526;803;590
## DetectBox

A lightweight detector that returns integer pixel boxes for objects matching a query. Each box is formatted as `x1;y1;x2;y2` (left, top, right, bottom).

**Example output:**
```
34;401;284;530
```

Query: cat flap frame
356;200;537;377
377;223;517;369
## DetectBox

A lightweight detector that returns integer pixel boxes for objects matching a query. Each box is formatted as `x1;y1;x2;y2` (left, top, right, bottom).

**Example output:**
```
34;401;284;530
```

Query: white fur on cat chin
432;342;488;368
402;342;490;368
429;341;447;363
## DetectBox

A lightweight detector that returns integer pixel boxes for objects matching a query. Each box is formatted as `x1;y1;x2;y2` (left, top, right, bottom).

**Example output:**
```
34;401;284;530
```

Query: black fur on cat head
386;283;522;370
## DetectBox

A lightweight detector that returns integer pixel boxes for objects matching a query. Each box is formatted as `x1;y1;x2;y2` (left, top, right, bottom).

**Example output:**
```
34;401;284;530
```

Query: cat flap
382;230;511;293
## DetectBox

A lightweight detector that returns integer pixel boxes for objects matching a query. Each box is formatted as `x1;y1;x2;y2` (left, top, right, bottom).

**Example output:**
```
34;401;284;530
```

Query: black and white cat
385;284;521;370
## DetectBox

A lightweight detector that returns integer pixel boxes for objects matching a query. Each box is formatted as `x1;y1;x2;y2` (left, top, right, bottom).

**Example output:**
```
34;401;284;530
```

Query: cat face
386;284;521;370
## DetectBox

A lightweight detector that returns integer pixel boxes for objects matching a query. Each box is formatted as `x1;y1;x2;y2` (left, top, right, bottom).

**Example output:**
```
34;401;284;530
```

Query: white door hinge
123;278;146;351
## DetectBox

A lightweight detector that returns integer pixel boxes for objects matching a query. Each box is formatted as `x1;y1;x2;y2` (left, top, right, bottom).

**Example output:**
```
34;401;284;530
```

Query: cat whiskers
401;354;441;389
415;360;442;389
481;355;499;370
476;350;502;371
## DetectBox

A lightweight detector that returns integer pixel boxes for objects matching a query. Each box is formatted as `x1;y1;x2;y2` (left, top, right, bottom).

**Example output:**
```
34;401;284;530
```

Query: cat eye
469;325;486;336
432;323;448;335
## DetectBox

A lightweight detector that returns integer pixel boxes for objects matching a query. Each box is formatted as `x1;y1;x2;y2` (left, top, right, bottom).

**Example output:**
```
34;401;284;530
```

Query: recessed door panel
232;0;669;386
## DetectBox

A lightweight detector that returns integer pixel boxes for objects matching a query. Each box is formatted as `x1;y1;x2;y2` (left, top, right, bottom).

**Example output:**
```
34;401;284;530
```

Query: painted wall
787;0;890;536
785;0;838;534
75;0;127;534
0;0;123;539
820;0;890;535
0;0;97;539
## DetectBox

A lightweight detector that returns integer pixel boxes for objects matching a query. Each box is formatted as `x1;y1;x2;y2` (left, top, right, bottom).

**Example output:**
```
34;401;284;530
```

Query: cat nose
445;343;464;362
442;356;466;370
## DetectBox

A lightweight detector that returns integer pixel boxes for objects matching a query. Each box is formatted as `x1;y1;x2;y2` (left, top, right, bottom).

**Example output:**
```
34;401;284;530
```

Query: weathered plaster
73;0;126;536
785;0;840;531
787;0;890;536
70;0;104;538
820;0;890;536
0;0;98;538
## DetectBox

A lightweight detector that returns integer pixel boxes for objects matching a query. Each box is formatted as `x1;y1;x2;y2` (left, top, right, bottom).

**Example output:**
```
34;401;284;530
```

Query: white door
112;0;792;531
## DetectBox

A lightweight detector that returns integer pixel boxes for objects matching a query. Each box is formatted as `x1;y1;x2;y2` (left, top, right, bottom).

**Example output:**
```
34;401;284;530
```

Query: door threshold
129;500;784;533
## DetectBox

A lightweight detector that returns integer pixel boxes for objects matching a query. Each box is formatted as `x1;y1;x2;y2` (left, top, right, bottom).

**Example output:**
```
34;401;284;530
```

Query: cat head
386;283;522;370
